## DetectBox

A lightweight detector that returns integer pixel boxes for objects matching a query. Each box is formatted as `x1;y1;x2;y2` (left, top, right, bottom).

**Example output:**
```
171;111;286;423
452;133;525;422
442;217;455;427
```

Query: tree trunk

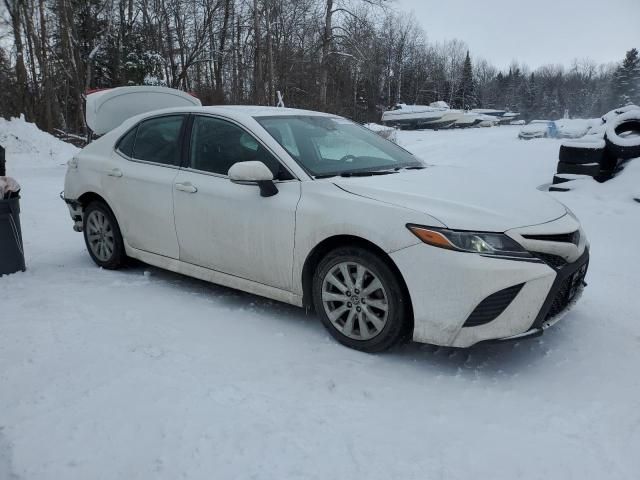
214;0;231;103
38;0;52;130
5;0;29;117
318;0;333;109
252;0;264;104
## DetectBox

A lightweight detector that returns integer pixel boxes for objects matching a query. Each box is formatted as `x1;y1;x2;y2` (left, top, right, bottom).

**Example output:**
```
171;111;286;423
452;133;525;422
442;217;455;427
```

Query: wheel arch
78;191;110;209
301;235;414;332
77;192;121;218
76;192;122;232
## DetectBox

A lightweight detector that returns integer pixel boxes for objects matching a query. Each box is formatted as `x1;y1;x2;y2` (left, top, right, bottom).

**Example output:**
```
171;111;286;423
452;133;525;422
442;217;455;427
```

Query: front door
172;115;300;290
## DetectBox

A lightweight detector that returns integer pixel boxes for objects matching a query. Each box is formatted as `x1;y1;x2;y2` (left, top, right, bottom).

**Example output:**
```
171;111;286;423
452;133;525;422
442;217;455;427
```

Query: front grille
545;262;588;320
464;284;524;327
533;252;568;269
531;250;589;329
523;231;580;245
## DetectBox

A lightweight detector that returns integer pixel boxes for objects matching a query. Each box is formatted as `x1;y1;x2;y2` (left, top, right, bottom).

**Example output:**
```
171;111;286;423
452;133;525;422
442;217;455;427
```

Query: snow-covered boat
476;115;501;127
471;108;507;117
471;108;520;125
381;104;452;129
451;111;484;128
500;112;521;124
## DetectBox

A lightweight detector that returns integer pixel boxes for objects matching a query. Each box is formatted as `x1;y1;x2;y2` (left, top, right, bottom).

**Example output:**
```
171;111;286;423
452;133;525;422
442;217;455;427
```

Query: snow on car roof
126;105;336;123
105;105;339;136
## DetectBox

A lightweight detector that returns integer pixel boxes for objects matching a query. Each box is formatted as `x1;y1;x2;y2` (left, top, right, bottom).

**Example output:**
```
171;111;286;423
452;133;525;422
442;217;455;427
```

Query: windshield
255;115;424;177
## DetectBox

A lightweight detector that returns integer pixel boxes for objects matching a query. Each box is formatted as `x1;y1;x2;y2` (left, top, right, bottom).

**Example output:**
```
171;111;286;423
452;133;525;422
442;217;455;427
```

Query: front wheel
312;247;409;353
83;201;126;269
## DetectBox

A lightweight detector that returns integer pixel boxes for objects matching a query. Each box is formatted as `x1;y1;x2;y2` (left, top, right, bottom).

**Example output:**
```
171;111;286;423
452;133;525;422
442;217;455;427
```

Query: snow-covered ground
1;119;639;480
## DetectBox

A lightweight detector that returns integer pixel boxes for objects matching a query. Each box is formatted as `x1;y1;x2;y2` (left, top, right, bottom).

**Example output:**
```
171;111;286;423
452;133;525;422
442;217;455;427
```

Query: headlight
407;224;532;258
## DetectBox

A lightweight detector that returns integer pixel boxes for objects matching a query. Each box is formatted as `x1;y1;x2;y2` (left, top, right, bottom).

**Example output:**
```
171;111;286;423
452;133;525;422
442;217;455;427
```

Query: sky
395;0;639;70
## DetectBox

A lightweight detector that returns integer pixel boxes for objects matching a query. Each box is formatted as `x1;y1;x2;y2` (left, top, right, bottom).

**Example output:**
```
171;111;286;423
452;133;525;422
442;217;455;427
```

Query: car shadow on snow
119;261;575;377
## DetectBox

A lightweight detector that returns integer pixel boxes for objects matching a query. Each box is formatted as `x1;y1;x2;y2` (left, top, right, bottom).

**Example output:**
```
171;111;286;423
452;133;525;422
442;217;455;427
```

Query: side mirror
228;161;278;197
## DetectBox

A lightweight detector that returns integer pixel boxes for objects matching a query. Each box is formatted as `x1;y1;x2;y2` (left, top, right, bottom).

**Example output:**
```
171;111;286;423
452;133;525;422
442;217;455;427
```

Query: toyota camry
63;91;589;352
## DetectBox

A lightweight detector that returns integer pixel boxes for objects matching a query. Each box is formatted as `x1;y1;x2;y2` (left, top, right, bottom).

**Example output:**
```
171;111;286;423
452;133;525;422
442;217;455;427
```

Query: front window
255;115;424;177
189;115;293;179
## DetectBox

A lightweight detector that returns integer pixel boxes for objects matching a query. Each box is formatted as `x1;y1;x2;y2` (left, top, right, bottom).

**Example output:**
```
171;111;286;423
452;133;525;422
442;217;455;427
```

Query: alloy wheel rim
321;261;389;341
86;210;115;262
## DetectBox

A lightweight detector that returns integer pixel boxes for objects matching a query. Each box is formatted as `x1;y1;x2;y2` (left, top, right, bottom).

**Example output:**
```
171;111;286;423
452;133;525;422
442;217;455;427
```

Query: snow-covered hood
333;167;567;232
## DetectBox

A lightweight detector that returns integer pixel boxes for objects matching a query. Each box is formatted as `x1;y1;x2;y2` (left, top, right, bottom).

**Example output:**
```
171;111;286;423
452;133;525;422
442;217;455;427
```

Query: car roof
110;105;341;137
135;105;337;122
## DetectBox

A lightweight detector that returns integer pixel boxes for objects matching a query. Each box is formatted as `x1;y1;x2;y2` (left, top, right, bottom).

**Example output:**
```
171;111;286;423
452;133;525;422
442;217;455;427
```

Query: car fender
292;181;445;296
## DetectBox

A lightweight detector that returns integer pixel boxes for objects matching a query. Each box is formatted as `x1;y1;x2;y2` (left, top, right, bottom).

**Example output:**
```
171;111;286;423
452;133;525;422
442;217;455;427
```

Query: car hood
333;167;567;232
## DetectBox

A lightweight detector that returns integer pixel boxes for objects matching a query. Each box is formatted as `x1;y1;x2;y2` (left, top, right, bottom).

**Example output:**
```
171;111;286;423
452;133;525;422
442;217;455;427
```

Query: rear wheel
83;201;126;269
312;247;409;352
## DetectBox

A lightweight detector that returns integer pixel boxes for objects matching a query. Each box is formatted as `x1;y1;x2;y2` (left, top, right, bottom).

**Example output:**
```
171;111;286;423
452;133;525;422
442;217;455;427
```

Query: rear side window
116;127;137;157
131;115;185;166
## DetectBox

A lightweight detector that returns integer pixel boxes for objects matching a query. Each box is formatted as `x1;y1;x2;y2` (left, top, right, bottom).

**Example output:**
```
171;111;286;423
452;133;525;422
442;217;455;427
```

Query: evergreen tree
611;48;640;106
455;51;477;109
523;73;537;119
0;48;16;119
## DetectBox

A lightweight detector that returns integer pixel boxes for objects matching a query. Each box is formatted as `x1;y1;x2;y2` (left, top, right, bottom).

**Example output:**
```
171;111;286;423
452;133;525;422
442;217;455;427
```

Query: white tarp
86;86;202;135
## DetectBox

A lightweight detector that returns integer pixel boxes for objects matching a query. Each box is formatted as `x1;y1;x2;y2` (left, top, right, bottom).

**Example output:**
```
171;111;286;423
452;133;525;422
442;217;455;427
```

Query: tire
605;110;640;160
556;161;601;177
83;201;126;269
312;247;409;353
558;139;606;165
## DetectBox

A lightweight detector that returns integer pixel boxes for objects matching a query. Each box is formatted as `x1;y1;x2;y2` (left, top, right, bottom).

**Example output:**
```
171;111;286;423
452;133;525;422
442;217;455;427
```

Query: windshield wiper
394;165;426;171
315;166;423;179
339;169;399;177
315;170;398;179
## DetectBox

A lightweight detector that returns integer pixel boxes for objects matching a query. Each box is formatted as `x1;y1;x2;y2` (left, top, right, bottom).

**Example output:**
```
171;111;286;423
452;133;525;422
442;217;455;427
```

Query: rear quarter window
116;127;137;157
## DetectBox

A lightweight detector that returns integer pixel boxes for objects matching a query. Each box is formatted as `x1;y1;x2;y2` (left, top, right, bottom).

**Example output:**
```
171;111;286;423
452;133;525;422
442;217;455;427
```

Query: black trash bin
0;195;26;276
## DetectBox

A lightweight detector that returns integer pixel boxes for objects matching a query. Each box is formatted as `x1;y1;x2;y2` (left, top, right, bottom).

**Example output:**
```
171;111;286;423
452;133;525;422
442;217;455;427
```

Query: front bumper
390;221;588;347
480;248;588;344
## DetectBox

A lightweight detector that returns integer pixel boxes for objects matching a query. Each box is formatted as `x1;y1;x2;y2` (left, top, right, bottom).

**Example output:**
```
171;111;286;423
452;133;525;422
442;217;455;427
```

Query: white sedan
63;102;589;352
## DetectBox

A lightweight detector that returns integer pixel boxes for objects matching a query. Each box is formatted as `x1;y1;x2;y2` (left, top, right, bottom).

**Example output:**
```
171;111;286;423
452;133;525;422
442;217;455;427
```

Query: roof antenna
276;91;285;108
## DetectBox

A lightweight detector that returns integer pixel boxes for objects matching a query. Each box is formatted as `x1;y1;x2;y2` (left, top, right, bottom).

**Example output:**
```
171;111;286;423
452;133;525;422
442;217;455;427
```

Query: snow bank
429;100;449;109
554;118;592;138
562;155;640;200
0;116;79;168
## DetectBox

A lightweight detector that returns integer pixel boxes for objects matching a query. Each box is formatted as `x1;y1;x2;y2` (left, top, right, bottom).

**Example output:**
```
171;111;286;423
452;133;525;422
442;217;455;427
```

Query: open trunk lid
86;86;201;135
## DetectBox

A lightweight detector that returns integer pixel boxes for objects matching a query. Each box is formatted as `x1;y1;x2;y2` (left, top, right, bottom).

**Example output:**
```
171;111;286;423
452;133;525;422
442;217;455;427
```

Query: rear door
172;114;300;290
104;114;186;258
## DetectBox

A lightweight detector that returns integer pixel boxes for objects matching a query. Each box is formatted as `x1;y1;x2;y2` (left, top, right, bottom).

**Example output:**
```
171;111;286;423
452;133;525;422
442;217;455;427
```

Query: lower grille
531;249;589;329
464;284;524;327
532;252;567;269
547;276;573;318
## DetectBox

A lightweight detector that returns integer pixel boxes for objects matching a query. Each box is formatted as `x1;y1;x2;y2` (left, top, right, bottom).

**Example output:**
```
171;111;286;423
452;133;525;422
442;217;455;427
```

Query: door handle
107;168;123;177
175;182;198;193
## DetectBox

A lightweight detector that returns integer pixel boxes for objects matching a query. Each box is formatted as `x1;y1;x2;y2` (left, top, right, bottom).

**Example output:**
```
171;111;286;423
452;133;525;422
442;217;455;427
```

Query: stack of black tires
553;106;640;190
